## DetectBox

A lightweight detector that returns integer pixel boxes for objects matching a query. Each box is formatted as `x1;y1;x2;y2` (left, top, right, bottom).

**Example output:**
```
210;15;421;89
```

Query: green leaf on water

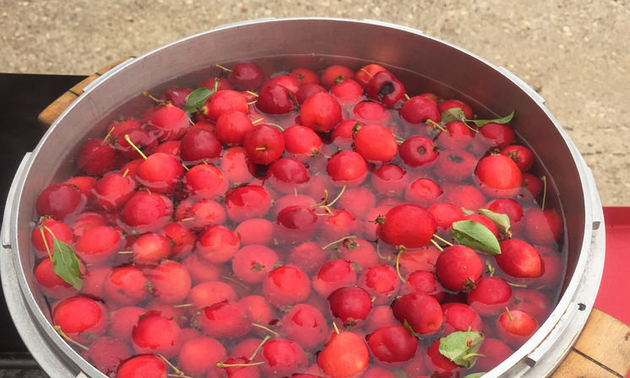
450;220;501;255
52;238;83;290
468;110;515;127
478;208;512;236
441;107;467;123
184;87;214;113
462;373;486;378
439;330;484;368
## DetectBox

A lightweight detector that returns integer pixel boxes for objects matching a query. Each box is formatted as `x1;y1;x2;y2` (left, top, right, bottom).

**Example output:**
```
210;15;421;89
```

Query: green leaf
441;107;467;123
468;110;515;127
463;373;486;378
450;220;501;255
478;208;512;236
52;239;83;290
439;330;484;368
184;87;214;113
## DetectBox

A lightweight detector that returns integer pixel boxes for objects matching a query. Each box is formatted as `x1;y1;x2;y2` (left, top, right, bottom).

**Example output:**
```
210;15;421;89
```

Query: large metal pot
1;18;605;378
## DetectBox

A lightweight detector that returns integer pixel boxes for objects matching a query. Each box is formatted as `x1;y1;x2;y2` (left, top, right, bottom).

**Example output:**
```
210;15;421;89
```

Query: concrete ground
2;0;629;206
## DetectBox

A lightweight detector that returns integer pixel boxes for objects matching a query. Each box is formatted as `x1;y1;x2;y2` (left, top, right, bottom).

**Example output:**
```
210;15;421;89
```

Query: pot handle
37;57;135;128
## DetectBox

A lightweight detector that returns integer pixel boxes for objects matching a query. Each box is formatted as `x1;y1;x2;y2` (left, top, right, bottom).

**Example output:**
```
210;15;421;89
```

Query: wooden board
36;61;630;378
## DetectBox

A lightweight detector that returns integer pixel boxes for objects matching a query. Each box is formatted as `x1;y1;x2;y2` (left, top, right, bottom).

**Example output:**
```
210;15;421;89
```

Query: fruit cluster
32;60;565;378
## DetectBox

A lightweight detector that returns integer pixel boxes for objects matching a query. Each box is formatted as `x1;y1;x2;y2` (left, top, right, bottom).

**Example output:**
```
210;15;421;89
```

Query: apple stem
505;307;514;322
221;275;250;291
252;117;264;125
39;225;54;261
251;323;279;337
249;335;271;361
541;175;548;210
102;127;114;145
53;325;89;351
217;361;264;369
246;90;259;98
117;250;134;254
375;243;392;262
215;64;233;73
432;233;454;247
124;134;147;160
332;321;340;335
173;303;194;308
326;185;346;207
360;68;374;79
322;235;357;250
122;168;130;178
181;163;189;171
395;248;407;283
267;123;285;132
430;239;445;252
158;354;191;378
426;119;447;132
142;91;162;104
255;146;268;151
404;93;411;101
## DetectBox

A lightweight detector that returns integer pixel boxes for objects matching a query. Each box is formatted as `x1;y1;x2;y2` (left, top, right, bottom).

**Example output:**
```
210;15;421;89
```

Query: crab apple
301;92;342;132
497;239;542;278
231;244;279;284
405;178;443;207
188;281;238;310
76;138;117;176
296;82;327;104
221;146;256;184
75;225;122;265
321;64;354;88
115;127;158;160
136;152;184;193
512;288;553;323
365;70;406;108
351;101;391;125
145;103;189;142
399;136;439;168
102;266;149;305
155;140;180;156
271;193;318;218
36;183;85;222
501;144;534;172
196;225;239;264
327;286;373;327
326;151;368;187
364;305;397;334
331;77;364;105
258;339;308;378
312;259;358;298
257;82;298;114
176;199;227;231
146;260;192;304
214;356;261;378
132;232;172;265
367;324;418;365
287;241;328;275
179;127;222;165
227;62;265;90
369;164;408;197
82;336;133;376
234;217;274;246
398;246;440;276
475;337;514;372
131;312;181;358
358;265;400;305
275;205;319;243
522;172;544;198
441;302;483;334
434;149;477;182
424;339;463;378
475;154;523;198
486;198;524;228
160;87;192;108
355;63;389;87
160;222;195;257
80;265;109;299
283;125;323;160
182;255;223;285
443;184;487;212
361;366;398;378
438;98;474;119
93;172;136;211
120;192;173;233
34;258;78;299
317;331;369;378
116;355;167;378
353;124;398;163
480;122;515;148
243;124;285;165
334;187;374;221
32;219;73;258
435;245;483;292
400;270;445;303
52;295;108;344
109;306;146;339
267;157;310;193
215;110;254;146
392;291;443;335
377;204;437;249
466;276;513;317
64;175;97;201
202;89;249;121
400;95;441;124
197;300;253;339
224;185;272;223
331;120;360;150
263;265;311;307
178;336;227;377
524;208;563;245
282;303;329;349
199;77;231;91
535;245;564;286
320;208;359;240
496;308;539;348
337;238;379;271
107;117;142;138
290;67;320;84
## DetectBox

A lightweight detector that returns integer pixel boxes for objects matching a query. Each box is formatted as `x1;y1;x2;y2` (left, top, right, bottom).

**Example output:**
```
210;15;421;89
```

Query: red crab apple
377;204;437;249
317;331;369;378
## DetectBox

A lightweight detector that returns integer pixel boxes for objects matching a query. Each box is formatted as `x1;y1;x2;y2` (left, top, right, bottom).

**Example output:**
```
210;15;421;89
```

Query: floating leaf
441;107;467;123
450;220;501;255
439;330;484;368
463;373;486;378
468;110;515;127
52;238;83;290
184;87;214;113
478;208;512;236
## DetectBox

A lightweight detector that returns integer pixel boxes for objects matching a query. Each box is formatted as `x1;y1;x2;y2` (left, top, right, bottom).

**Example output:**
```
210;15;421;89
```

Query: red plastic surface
595;207;630;327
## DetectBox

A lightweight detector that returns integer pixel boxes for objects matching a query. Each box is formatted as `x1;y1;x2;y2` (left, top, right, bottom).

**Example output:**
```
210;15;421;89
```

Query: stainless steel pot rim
1;17;606;378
